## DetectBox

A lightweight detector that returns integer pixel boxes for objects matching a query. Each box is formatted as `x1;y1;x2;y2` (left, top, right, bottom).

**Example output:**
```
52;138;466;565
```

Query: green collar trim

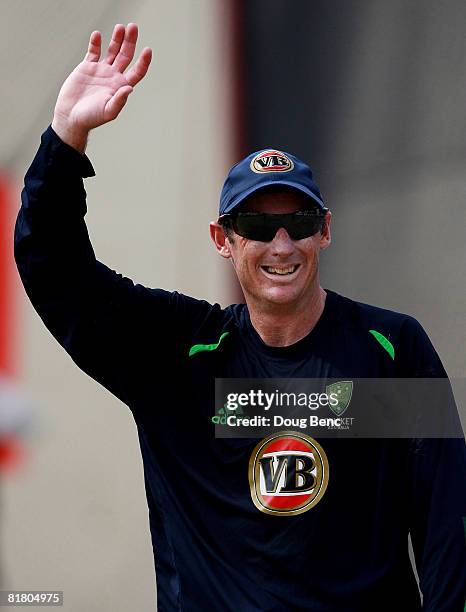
188;331;230;357
369;329;395;360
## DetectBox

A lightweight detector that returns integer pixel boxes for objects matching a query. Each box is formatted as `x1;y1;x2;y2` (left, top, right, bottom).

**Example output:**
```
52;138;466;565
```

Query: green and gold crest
326;381;353;416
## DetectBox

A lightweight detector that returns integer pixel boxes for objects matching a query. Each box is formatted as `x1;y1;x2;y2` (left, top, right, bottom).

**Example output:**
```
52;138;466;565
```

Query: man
14;23;466;612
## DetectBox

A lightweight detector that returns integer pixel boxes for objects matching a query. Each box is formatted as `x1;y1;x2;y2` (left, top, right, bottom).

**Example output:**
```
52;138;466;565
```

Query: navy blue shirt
14;126;466;611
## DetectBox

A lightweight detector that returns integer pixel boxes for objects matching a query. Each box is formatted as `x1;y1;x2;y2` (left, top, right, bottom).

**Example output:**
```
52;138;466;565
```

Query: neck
246;286;327;347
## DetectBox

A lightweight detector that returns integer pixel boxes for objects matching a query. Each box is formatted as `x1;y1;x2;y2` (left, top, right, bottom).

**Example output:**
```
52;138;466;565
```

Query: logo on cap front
248;431;329;516
250;150;294;174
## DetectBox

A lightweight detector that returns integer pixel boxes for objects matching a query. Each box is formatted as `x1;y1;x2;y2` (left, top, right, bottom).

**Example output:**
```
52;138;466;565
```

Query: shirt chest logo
248;431;329;516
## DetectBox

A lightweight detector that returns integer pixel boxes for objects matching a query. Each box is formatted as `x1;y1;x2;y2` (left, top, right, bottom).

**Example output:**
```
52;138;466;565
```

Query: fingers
101;23;152;87
125;47;153;87
107;23;139;72
84;31;101;62
103;85;133;122
104;23;126;65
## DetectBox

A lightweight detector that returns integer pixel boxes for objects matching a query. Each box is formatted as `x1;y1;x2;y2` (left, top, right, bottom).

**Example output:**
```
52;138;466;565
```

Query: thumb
103;85;134;122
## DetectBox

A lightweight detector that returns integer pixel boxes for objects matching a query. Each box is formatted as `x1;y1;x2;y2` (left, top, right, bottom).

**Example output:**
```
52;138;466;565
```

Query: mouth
260;264;300;278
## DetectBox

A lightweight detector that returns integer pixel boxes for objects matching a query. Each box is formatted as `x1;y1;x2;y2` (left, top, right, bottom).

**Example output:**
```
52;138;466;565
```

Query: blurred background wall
242;0;466;378
1;1;465;611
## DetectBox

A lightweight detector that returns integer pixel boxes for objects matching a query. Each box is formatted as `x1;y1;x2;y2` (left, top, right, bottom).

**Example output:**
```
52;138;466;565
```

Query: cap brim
221;180;325;214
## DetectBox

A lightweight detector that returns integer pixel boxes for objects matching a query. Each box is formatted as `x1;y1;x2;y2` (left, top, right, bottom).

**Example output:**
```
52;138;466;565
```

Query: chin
261;287;301;306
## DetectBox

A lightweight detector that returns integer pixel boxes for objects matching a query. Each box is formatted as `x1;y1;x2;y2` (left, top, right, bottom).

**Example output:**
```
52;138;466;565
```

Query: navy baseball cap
219;148;325;215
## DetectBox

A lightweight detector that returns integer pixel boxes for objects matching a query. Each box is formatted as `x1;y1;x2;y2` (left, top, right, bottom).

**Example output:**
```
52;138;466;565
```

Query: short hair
219;216;235;242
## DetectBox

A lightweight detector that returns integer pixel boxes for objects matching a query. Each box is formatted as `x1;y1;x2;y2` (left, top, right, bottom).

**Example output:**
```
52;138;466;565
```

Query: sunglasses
219;209;328;242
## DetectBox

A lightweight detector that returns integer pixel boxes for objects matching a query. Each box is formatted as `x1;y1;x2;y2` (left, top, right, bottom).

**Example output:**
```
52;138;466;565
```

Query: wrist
51;116;89;154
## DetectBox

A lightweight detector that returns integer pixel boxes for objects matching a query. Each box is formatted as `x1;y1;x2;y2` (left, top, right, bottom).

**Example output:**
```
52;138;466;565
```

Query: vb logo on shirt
248;432;329;516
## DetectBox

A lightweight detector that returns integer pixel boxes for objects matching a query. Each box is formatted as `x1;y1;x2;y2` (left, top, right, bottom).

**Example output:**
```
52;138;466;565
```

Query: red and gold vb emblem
248;431;329;516
250;149;294;173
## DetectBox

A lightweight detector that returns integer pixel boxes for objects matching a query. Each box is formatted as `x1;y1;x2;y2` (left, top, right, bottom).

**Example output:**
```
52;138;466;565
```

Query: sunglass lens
287;218;323;239
234;216;275;241
232;212;324;241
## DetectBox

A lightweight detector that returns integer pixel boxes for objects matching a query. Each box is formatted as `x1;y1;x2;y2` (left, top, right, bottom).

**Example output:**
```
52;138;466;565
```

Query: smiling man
14;23;466;612
211;159;331;349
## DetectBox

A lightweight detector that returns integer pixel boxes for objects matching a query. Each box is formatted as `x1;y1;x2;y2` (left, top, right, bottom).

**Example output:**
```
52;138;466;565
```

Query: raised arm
51;23;152;152
14;25;210;411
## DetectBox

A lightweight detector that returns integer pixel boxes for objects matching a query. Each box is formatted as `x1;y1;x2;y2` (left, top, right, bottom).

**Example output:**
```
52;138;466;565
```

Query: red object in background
0;435;25;473
0;172;27;475
0;172;17;378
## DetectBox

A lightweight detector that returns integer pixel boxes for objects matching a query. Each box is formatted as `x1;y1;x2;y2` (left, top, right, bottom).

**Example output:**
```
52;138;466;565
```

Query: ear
319;211;332;250
210;221;233;259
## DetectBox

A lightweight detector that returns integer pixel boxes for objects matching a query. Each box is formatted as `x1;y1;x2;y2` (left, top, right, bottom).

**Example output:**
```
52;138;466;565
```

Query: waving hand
51;23;152;152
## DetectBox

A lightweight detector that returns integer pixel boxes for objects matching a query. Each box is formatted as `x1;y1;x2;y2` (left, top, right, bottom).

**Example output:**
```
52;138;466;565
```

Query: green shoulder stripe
188;331;230;357
369;329;395;360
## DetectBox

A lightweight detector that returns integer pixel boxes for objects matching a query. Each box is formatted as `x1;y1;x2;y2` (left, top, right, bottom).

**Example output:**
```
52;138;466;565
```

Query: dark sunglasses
219;209;328;242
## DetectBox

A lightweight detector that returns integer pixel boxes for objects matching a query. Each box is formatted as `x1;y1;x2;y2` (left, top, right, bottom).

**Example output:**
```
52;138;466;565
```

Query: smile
260;264;300;276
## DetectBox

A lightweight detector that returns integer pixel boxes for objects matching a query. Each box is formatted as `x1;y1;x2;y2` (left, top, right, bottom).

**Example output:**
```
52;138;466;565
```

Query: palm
53;23;152;131
56;61;128;128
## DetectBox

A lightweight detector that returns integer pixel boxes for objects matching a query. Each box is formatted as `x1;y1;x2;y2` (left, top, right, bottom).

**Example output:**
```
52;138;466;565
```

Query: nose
269;227;294;257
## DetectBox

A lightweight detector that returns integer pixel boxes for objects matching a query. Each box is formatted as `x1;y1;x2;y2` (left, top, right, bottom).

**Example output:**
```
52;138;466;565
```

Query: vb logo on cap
250;149;294;174
248;431;329;516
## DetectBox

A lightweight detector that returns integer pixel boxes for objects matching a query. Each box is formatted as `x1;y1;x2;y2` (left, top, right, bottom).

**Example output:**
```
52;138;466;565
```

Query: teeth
264;265;297;275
